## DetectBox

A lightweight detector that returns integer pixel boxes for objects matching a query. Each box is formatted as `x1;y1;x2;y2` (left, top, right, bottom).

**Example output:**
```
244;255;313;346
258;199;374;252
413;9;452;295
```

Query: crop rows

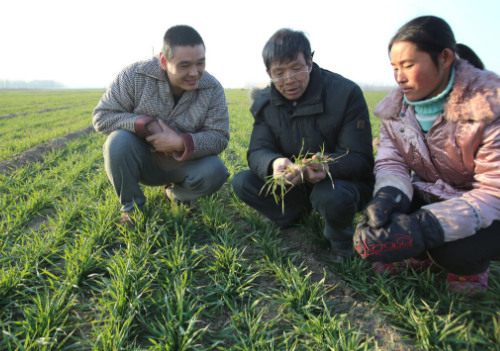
0;89;499;350
0;90;104;109
0;91;103;162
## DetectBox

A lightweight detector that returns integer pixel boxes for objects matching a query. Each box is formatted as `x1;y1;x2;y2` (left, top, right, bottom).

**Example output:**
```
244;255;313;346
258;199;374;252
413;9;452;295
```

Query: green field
0;90;104;161
0;89;499;350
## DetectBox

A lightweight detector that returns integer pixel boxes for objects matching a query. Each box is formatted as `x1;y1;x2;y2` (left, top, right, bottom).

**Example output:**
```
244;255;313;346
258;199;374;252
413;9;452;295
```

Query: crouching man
93;25;230;225
233;29;374;262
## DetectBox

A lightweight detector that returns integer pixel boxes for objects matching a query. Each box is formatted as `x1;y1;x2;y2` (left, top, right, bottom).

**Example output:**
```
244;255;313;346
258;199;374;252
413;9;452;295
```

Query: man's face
160;44;205;95
267;52;312;101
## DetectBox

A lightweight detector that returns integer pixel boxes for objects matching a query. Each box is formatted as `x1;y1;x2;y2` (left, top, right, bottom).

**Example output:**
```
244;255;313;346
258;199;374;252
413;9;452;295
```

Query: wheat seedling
259;143;349;214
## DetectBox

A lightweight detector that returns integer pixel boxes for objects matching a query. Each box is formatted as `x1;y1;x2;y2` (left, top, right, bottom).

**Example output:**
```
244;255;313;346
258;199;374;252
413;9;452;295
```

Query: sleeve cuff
134;116;156;137
374;174;413;200
422;198;479;242
173;133;194;162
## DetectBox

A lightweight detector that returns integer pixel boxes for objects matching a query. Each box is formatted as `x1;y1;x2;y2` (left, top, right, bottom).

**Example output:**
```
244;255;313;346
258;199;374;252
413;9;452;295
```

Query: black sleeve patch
357;120;365;130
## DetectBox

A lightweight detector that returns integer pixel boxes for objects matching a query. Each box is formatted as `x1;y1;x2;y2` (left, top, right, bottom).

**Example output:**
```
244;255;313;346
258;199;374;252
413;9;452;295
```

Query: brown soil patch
0;125;94;174
0;103;91;120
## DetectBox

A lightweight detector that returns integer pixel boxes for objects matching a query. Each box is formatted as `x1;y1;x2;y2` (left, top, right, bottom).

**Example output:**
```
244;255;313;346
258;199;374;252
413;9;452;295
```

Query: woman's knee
429;244;489;275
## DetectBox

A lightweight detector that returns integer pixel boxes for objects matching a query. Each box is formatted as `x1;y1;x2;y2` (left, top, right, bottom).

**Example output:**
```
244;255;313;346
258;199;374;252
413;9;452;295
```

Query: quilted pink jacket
373;59;500;242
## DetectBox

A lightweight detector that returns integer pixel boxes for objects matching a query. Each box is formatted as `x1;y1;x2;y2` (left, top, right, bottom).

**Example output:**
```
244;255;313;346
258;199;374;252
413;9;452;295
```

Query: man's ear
159;52;168;70
309;51;314;70
266;69;271;78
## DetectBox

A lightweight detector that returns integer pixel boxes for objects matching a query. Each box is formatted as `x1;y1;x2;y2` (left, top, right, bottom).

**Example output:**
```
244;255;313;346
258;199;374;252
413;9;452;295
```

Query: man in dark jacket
232;29;374;262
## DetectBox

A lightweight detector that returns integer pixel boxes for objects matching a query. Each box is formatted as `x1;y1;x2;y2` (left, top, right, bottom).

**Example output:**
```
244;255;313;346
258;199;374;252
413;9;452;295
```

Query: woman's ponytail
456;44;484;70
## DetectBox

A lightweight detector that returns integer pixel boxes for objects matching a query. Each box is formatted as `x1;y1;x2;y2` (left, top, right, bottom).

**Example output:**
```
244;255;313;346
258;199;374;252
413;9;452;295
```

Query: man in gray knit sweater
93;25;230;225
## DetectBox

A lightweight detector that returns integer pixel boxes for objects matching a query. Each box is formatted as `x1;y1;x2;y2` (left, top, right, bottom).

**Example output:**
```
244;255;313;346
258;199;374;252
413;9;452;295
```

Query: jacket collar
269;62;324;117
136;56;218;91
374;59;500;123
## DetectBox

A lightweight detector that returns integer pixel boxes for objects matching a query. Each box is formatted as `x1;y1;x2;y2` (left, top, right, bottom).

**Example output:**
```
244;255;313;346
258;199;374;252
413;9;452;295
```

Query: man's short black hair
162;25;205;60
262;29;312;72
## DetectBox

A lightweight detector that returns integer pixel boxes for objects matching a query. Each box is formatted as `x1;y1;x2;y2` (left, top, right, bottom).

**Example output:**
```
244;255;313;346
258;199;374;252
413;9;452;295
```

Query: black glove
354;209;444;263
365;186;411;228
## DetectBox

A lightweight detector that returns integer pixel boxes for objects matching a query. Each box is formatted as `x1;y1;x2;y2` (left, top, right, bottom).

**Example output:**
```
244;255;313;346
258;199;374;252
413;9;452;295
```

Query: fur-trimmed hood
374;59;500;123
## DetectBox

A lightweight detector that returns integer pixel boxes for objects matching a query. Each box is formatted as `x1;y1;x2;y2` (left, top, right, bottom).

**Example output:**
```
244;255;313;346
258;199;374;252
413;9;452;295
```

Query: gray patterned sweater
92;56;230;160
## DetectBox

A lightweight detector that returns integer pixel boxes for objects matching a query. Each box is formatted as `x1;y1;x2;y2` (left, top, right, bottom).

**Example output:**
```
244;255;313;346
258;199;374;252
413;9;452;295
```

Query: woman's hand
354;210;444;263
365;186;411;228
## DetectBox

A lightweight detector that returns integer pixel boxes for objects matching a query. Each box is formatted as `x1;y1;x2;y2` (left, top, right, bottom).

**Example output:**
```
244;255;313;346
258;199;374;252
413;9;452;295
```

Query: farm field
0;90;105;161
0;89;499;350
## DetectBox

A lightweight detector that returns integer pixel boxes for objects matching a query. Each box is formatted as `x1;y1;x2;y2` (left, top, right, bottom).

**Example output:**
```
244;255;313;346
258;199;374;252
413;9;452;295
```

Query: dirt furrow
0;125;94;174
0;103;91;120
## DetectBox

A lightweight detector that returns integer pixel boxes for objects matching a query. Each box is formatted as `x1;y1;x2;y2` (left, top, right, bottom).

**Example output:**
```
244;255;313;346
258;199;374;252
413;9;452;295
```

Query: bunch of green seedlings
260;144;349;213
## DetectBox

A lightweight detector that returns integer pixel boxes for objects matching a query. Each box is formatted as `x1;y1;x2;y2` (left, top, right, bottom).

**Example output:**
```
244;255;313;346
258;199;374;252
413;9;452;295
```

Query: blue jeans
103;130;229;212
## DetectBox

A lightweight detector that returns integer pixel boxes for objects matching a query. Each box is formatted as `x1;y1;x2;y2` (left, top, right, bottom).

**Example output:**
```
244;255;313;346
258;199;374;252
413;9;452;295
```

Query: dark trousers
232;170;372;249
410;197;500;275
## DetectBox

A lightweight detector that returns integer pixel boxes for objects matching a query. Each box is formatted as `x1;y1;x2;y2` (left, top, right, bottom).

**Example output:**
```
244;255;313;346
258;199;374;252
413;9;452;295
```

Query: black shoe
329;246;355;264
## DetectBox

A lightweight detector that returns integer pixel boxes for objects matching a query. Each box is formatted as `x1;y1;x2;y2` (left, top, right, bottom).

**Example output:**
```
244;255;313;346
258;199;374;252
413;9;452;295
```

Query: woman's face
390;41;452;102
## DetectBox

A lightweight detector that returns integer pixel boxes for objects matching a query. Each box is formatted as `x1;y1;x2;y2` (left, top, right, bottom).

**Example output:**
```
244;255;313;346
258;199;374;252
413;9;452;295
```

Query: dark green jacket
248;63;374;183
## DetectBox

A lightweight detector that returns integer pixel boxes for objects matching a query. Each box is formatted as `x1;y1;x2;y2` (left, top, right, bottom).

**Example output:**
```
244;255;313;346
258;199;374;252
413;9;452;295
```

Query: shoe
163;183;174;202
447;268;489;296
372;258;436;276
329;246;355;264
118;212;135;229
164;184;199;212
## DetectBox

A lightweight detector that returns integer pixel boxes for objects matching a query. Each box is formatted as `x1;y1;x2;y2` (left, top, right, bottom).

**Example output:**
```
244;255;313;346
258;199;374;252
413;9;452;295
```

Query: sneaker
329;246;355;264
447;268;489;296
164;184;199;212
372;258;436;276
118;212;135;229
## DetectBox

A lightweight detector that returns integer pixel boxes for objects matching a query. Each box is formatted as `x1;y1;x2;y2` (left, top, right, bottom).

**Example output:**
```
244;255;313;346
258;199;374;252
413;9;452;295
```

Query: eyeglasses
270;69;309;86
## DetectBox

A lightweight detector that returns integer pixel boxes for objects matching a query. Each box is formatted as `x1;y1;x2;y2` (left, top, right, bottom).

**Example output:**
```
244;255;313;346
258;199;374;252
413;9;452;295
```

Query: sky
1;0;499;89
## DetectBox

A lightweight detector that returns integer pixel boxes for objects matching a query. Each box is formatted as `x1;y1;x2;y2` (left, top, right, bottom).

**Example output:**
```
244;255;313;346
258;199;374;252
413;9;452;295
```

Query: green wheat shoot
259;142;349;214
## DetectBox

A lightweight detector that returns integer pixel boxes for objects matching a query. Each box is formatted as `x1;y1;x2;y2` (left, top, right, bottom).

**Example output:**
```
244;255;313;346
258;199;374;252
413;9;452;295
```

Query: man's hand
146;120;185;155
303;155;327;184
272;157;303;185
145;120;164;135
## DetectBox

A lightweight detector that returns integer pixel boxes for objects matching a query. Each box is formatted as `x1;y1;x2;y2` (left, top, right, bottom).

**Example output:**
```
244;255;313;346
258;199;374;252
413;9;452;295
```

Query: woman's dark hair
262;29;312;72
456;44;484;70
162;25;204;60
389;16;484;70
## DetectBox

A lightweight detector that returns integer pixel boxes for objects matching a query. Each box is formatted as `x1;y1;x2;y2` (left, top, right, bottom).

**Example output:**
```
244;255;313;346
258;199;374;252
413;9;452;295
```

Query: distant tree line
357;83;396;92
0;79;65;89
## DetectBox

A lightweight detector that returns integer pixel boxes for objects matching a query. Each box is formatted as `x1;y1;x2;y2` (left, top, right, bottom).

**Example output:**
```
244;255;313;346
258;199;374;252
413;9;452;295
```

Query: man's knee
103;129;142;160
205;156;229;191
232;170;259;200
311;180;358;224
184;156;229;193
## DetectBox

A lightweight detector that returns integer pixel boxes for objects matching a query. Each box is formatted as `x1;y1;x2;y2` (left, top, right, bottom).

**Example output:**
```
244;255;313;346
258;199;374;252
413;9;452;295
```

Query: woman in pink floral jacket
354;16;500;295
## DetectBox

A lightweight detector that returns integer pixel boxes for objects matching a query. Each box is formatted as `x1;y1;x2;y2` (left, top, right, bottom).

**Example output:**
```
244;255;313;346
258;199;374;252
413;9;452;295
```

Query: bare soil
0;103;91;120
0;125;94;174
